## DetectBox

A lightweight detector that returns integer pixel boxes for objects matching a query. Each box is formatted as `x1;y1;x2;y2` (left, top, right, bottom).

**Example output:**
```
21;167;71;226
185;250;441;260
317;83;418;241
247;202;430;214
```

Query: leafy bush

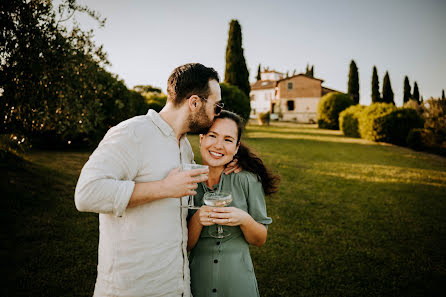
372;108;424;145
358;103;397;141
422;98;446;146
220;83;251;122
339;105;366;138
406;128;434;150
317;92;353;130
403;99;423;115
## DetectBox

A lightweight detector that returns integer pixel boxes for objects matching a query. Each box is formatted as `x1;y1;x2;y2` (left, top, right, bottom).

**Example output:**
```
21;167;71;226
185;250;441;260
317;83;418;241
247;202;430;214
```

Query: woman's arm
210;207;267;247
187;206;215;251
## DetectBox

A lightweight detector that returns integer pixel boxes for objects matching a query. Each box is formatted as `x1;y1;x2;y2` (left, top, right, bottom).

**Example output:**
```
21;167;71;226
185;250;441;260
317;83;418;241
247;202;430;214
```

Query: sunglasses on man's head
198;96;224;115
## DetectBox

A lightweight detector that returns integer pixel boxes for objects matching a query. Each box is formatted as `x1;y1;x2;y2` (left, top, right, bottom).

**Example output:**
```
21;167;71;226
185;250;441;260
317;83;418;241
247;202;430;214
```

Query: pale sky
75;0;445;106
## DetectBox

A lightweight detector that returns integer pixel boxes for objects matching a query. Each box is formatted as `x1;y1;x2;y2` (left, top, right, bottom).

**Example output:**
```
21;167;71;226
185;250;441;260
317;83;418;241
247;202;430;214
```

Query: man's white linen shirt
75;110;193;297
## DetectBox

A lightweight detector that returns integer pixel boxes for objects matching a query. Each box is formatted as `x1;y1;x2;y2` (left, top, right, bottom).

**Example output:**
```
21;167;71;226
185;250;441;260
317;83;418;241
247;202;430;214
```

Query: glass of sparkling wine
203;191;233;238
181;163;209;209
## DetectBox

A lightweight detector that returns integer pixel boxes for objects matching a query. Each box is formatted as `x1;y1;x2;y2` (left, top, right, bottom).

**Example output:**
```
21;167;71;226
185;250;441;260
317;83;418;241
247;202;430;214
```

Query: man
75;63;228;296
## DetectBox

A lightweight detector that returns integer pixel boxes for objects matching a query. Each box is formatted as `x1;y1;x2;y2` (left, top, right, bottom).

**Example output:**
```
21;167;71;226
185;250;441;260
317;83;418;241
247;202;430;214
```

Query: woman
187;110;280;297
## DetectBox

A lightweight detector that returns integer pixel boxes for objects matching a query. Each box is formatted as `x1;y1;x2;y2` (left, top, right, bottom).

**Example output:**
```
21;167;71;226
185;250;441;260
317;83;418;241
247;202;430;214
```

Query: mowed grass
3;122;446;296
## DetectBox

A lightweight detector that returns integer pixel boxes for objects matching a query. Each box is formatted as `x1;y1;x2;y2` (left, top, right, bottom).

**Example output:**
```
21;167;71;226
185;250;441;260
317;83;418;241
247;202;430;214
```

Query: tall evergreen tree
382;71;394;104
256;64;261;81
443;89;445;100
347;60;360;104
403;76;411;103
371;66;380;103
413;81;420;103
224;19;250;96
310;65;314;77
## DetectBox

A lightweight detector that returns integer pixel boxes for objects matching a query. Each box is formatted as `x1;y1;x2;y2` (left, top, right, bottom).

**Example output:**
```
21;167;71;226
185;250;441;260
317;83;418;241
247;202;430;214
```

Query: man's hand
161;167;208;198
223;158;242;175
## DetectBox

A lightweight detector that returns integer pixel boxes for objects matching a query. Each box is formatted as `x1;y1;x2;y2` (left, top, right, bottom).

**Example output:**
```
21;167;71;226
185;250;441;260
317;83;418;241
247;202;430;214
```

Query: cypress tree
347;60;360;104
413;81;420;103
256;64;261;81
371;66;380;103
224;19;250;96
310;65;314;77
382;71;394;104
442;89;445;100
403;76;411;103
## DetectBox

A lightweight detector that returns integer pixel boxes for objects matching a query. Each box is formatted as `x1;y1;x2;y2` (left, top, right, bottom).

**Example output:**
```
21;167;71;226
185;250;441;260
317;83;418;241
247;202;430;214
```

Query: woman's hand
197;206;216;226
209;207;251;227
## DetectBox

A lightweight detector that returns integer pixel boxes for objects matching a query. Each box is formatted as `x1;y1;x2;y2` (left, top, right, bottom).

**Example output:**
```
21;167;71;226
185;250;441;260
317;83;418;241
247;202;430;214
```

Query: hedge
339;105;366;138
372;108;424;146
317;92;353;130
358;103;396;141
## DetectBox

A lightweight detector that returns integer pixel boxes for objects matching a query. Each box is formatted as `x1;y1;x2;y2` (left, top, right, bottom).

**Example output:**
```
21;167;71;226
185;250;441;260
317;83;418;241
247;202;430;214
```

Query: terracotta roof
277;73;324;83
322;86;342;95
251;80;276;90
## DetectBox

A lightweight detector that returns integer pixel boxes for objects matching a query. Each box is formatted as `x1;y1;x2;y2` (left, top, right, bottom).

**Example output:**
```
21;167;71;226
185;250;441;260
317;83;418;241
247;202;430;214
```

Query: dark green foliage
339;105;366;138
358;103;396;141
256;64;261;81
406;128;431;150
219;83;251;122
1;0;147;148
403;76;411;103
347;60;360;104
413;82;420;103
442;89;445;100
371;66;381;103
224;20;250;96
305;64;314;77
423;98;446;145
382;71;394;104
373;108;424;146
317;92;353;130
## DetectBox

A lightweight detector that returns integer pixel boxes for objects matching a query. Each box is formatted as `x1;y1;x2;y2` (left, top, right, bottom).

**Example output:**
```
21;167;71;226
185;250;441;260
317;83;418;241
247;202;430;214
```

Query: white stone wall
280;97;320;123
250;88;275;118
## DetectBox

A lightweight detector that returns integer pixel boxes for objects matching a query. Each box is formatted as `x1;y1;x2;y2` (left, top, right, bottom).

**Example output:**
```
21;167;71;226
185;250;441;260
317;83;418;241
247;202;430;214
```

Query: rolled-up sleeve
75;124;140;217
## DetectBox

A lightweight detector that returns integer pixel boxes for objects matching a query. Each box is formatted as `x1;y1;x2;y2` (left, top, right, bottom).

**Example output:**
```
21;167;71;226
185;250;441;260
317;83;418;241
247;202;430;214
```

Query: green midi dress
188;171;272;297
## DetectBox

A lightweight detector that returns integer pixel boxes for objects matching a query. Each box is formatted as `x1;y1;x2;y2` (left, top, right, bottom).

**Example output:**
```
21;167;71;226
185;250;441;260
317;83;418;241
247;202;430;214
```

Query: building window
287;82;293;90
250;95;255;101
287;100;294;111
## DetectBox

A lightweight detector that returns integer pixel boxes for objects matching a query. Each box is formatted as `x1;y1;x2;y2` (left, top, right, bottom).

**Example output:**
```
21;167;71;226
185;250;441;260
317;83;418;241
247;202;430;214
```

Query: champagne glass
203;191;233;238
181;163;209;209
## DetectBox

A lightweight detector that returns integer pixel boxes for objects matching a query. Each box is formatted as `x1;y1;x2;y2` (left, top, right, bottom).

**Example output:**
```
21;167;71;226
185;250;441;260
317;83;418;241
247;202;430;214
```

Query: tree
381;71;394;104
403;76;411;103
219;83;251;122
371;66;380;103
347;60;360;104
413;81;420;103
256;64;261;81
442;89;445;100
224;19;250;97
305;64;314;77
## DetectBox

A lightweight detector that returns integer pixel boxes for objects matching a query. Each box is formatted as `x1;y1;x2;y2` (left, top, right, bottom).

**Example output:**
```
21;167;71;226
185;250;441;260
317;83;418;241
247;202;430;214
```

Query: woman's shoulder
230;170;260;185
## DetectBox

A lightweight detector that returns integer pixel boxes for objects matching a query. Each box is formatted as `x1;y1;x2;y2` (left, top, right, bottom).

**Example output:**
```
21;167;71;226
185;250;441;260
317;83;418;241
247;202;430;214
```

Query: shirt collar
146;109;175;137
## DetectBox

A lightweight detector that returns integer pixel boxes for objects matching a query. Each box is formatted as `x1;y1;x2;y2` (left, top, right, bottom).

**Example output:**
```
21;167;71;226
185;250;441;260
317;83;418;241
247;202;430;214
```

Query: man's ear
188;95;200;111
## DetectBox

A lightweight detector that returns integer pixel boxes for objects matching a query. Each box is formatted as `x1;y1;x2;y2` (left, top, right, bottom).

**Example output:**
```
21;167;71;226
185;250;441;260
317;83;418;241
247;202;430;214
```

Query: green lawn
3;122;446;296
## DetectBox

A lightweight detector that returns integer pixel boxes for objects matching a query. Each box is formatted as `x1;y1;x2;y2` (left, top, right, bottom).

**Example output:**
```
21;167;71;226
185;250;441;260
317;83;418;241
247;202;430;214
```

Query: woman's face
200;118;239;168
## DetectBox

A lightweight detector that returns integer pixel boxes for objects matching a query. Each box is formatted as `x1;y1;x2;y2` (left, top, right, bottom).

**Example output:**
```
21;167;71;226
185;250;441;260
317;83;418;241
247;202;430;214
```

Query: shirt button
213;288;217;292
214;259;218;263
216;241;221;245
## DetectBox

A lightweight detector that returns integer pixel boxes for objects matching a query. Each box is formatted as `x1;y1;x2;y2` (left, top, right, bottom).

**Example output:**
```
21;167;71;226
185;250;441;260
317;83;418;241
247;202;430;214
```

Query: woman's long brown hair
215;111;280;195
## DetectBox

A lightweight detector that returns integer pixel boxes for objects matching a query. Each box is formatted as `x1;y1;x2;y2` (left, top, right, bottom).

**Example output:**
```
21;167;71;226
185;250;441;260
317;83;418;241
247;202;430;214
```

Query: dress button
212;288;217;292
214;259;218;263
216;241;221;245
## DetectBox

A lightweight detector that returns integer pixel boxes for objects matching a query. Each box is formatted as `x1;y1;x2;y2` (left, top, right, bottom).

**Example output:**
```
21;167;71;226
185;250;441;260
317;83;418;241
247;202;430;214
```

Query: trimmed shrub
407;128;434;150
358;103;396;141
317;92;353;130
339;105;366;138
220;83;251;122
373;108;424;145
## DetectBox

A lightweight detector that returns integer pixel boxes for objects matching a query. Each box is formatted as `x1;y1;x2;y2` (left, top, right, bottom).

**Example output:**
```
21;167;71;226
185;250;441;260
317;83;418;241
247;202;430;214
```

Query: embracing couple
75;63;279;297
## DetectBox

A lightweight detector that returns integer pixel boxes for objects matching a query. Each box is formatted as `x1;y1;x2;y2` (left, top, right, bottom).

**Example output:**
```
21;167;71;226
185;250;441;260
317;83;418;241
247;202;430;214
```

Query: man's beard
188;107;213;134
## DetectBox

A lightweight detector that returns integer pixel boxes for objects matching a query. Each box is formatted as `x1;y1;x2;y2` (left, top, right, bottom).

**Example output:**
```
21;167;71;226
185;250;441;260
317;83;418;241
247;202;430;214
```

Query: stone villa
250;69;339;123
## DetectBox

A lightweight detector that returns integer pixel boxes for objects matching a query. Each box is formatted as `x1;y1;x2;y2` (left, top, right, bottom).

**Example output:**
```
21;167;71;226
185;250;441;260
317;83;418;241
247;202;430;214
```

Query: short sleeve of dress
239;171;272;227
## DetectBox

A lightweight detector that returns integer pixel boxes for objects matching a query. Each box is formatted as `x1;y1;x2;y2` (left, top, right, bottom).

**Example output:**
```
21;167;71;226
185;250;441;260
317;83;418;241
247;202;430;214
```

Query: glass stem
218;225;223;236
